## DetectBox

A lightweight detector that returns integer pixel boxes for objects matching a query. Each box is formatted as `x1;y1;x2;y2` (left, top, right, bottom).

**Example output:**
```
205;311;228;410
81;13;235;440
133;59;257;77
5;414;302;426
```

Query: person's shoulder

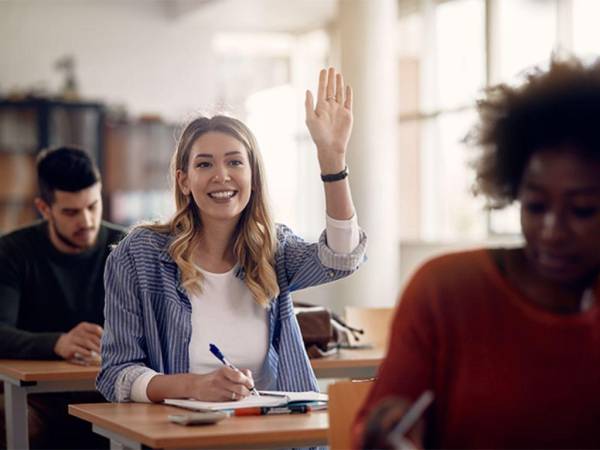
112;225;170;258
0;221;44;241
406;248;491;291
419;249;488;273
274;223;307;245
275;223;293;239
398;249;492;317
0;221;45;253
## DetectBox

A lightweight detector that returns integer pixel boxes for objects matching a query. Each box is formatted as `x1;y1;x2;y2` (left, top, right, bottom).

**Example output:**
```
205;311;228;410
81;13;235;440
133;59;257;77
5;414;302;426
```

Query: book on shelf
164;390;328;412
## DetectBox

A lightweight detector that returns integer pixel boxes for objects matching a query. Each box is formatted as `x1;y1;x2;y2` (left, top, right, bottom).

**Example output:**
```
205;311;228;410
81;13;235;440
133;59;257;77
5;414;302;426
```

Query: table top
0;347;384;383
310;347;385;370
0;359;99;382
69;403;328;449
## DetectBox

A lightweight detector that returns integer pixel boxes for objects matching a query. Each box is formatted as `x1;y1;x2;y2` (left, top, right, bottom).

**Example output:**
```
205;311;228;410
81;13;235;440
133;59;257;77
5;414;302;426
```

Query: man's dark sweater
0;220;126;358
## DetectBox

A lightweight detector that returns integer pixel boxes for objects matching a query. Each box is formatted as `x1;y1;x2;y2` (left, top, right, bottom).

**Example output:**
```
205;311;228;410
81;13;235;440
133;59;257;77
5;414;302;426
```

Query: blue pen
209;343;260;396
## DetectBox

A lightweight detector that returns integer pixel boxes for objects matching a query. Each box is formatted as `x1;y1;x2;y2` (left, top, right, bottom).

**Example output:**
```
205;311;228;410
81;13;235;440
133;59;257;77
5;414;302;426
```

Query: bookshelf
0;99;105;234
104;117;179;226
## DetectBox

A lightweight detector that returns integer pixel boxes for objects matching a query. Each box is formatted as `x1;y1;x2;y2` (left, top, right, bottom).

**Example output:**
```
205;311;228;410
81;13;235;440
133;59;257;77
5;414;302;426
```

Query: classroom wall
0;0;217;121
0;0;337;121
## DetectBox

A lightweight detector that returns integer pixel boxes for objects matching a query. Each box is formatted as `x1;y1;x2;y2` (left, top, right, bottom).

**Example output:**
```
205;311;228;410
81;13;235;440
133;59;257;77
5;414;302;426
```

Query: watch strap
321;166;349;182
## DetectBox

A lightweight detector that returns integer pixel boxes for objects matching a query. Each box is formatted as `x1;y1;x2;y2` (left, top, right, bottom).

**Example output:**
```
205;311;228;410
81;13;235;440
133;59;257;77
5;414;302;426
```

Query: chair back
328;379;374;450
345;306;395;349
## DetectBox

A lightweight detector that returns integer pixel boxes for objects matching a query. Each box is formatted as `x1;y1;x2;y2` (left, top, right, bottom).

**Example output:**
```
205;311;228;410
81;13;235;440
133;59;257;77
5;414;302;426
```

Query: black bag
293;302;364;358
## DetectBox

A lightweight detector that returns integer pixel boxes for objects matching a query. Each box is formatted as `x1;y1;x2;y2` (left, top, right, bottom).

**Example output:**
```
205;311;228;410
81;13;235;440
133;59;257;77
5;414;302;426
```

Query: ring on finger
326;96;336;102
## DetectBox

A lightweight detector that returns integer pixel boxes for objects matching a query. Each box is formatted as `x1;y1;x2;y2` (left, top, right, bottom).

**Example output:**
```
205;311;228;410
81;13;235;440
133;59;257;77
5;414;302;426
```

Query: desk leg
110;440;126;450
4;382;29;450
92;425;143;450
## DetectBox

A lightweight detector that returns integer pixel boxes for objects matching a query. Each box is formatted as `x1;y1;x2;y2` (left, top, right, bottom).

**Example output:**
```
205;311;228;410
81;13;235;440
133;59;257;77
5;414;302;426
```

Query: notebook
164;390;328;412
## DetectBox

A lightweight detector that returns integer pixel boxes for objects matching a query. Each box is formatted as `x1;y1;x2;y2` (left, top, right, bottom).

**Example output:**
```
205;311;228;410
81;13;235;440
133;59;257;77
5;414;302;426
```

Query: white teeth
209;191;235;199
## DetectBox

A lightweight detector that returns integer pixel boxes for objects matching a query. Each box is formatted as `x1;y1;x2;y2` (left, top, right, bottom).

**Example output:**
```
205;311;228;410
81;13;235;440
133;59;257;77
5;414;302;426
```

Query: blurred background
1;0;600;312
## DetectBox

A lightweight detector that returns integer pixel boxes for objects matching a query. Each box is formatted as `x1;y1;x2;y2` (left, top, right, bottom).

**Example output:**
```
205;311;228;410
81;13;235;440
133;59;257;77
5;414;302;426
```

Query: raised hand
305;67;353;173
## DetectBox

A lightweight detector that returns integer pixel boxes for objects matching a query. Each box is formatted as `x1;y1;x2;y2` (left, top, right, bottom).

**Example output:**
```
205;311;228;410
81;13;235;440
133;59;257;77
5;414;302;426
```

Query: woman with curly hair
355;57;600;449
97;68;367;403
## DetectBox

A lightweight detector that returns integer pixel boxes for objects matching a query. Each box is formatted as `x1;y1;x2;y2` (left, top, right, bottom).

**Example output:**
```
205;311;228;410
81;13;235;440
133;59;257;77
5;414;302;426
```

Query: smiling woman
96;68;367;405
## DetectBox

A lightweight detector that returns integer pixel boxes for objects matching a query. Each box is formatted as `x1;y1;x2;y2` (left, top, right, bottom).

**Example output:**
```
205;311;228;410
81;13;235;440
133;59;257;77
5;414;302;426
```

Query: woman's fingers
219;380;251;402
220;366;254;392
318;68;327;103
326;67;335;100
312;67;349;110
345;85;353;110
241;368;256;391
305;90;315;119
335;73;344;103
230;385;251;400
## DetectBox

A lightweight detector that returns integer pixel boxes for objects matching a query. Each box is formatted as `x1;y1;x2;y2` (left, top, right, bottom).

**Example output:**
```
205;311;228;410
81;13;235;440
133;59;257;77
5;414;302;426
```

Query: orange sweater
354;249;600;449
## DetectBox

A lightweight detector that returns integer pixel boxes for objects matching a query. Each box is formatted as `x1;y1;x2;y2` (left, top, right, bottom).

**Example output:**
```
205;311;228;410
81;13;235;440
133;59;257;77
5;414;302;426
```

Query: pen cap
209;343;225;361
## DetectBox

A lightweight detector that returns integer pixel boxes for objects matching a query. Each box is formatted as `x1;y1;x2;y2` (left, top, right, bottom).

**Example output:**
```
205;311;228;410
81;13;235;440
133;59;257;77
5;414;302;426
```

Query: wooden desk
69;403;328;449
0;360;98;449
311;347;385;379
0;349;382;448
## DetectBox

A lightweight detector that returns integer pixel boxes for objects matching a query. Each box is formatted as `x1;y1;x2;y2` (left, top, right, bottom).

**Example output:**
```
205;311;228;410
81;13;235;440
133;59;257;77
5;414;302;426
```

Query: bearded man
0;146;125;448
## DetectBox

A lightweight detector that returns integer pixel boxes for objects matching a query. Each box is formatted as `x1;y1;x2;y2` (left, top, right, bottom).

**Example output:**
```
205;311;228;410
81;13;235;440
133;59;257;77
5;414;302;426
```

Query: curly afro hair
469;56;600;209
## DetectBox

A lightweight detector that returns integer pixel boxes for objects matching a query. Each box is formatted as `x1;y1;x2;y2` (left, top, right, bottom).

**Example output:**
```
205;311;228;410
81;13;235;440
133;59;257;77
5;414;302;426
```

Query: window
398;0;486;241
572;0;600;58
399;0;600;241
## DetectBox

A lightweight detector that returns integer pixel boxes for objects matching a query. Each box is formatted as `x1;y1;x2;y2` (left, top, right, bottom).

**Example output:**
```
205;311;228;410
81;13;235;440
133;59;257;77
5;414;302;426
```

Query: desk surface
69;403;328;449
0;359;99;382
0;348;384;382
310;347;385;370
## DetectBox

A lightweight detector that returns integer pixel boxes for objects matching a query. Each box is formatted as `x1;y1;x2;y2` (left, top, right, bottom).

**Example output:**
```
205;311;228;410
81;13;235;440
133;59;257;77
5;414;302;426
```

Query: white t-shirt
188;265;269;380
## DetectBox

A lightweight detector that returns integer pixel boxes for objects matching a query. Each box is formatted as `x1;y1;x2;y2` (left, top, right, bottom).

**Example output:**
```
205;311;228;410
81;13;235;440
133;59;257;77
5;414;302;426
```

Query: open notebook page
164;391;328;412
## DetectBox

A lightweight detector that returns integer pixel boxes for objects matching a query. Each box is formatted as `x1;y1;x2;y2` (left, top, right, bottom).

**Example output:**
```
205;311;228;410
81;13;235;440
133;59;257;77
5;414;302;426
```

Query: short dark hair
36;146;100;204
470;56;600;208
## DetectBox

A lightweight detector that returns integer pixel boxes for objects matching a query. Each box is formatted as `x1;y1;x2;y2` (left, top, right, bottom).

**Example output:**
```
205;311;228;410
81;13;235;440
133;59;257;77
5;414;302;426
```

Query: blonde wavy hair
144;115;279;306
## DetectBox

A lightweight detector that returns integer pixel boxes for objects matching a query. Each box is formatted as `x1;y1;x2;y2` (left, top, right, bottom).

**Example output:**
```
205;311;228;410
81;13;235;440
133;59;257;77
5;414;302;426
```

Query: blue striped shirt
97;223;367;402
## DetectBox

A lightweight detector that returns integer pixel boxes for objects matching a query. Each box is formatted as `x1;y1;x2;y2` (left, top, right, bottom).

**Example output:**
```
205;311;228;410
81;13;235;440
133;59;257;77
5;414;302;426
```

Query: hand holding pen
387;391;433;449
362;390;433;450
209;343;260;397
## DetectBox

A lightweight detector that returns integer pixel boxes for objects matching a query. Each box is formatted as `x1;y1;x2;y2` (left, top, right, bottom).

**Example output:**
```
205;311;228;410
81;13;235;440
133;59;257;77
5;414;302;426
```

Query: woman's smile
207;190;238;202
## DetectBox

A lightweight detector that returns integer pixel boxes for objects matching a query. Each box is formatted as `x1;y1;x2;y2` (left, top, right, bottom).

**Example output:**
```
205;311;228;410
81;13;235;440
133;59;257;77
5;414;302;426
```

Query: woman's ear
176;169;190;196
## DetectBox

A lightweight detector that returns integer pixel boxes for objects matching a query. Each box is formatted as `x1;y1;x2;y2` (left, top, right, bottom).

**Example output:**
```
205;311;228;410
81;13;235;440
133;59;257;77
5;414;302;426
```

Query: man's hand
54;322;103;363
